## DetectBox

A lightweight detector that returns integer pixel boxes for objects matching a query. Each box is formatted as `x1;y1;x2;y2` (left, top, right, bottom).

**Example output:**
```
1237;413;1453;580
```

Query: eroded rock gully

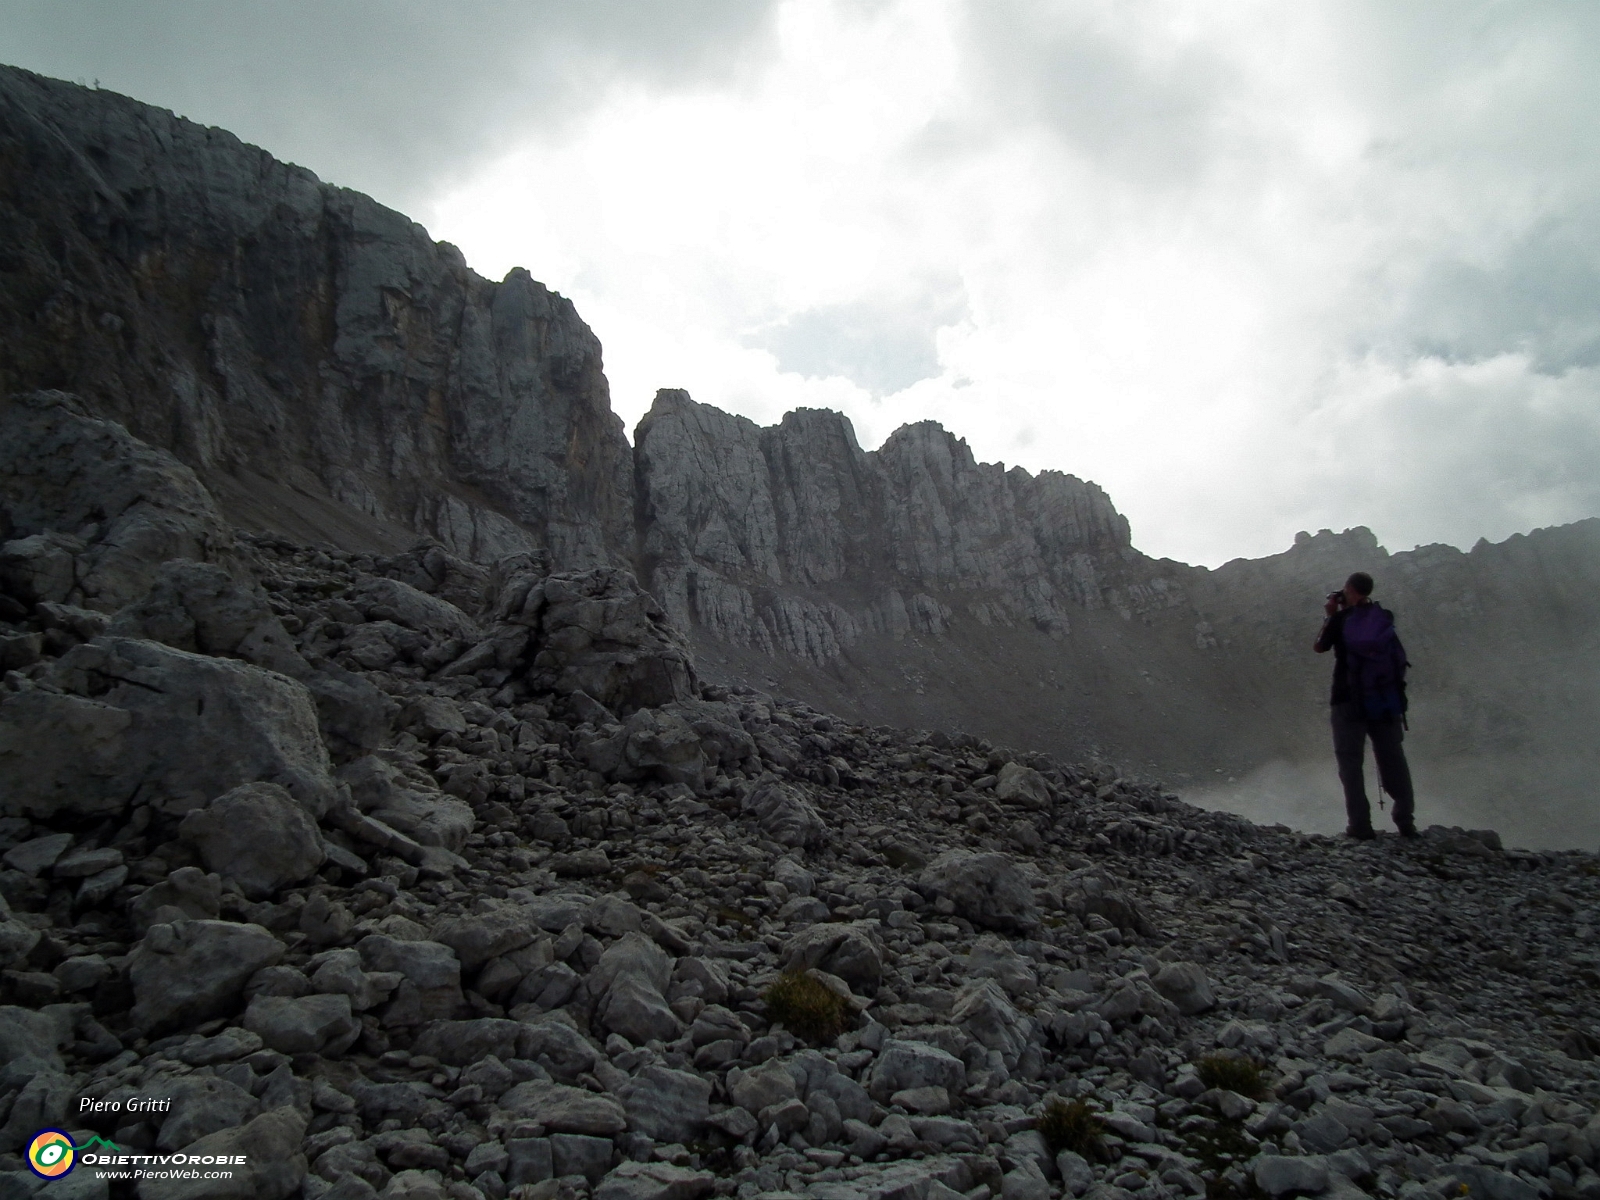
1;393;1599;1200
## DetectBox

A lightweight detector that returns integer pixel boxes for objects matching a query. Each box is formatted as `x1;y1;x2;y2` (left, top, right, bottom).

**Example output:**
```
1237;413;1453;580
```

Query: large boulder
109;560;395;754
994;763;1052;810
780;922;883;995
617;1064;712;1143
498;567;697;713
108;559;303;673
351;576;481;643
0;391;234;612
595;1161;716;1200
243;994;360;1056
1153;961;1216;1015
356;935;464;1025
951;979;1034;1069
129;920;285;1034
0;637;336;820
742;779;826;848
585;705;707;789
339;755;476;853
591;932;680;1044
179;782;326;900
917;850;1039;932
867;1039;967;1102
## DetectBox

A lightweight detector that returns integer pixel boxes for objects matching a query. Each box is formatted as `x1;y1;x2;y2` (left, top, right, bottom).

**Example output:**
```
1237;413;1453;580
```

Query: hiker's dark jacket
1315;604;1364;705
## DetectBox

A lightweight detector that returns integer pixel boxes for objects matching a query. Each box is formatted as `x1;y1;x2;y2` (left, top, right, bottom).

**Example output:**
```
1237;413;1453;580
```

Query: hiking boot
1397;823;1419;839
1345;827;1376;841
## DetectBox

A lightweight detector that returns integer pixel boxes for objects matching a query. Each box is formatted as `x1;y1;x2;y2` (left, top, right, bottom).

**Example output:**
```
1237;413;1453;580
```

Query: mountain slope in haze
3;63;1596;847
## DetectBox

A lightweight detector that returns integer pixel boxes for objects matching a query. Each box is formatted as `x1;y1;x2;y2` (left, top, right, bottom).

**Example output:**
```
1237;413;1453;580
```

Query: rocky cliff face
636;389;1150;662
0;65;632;567
4;66;1597;847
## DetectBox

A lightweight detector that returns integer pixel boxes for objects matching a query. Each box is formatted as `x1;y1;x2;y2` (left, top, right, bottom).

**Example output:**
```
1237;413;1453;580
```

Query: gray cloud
0;0;778;212
961;0;1243;188
745;281;967;395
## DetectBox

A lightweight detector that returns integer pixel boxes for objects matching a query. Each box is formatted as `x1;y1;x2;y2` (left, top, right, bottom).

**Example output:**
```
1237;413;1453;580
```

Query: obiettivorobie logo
29;1128;249;1180
28;1130;121;1179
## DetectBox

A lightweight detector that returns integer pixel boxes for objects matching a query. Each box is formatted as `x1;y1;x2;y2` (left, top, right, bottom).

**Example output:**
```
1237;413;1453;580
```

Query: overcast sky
6;1;1600;567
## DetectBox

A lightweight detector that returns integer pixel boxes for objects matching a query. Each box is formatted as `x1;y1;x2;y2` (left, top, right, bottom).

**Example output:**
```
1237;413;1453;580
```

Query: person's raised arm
1314;594;1340;652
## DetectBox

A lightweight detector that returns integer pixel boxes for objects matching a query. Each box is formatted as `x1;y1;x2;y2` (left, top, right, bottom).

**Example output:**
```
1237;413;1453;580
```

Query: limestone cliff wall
635;389;1162;663
0;65;633;567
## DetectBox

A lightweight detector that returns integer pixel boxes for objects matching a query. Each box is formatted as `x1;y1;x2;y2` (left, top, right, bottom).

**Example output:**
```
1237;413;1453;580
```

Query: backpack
1342;603;1409;721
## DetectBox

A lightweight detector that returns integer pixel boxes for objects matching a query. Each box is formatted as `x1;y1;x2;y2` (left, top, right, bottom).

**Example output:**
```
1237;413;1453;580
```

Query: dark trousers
1331;701;1415;833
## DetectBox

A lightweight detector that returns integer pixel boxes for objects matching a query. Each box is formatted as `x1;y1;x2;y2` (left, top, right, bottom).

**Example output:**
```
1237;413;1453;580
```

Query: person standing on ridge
1313;571;1417;840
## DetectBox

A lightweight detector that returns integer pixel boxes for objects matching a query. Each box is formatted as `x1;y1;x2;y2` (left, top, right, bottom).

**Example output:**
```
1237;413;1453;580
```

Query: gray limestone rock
868;1038;967;1102
951;978;1033;1069
129;866;223;934
591;931;680;1044
2;636;335;820
727;1059;799;1115
1253;1155;1330;1197
179;781;326;900
1057;1151;1095;1197
617;1064;712;1143
501;567;697;713
586;705;707;789
1153;961;1216;1015
355;935;463;1025
594;1161;716;1200
918;850;1040;932
430;906;540;971
129;919;285;1034
0;391;234;613
0;1005;70;1073
410;1017;521;1066
2;833;72;876
742;779;826;849
499;1080;627;1135
109;560;396;754
779;921;883;995
995;763;1053;810
243;993;360;1055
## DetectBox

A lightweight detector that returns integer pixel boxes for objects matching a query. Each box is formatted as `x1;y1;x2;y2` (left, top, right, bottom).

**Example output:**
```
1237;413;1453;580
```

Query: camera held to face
1327;590;1346;608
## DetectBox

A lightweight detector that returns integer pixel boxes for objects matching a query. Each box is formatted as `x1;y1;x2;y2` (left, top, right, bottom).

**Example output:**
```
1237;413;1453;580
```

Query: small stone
890;1085;951;1115
2;833;72;876
243;993;360;1055
52;845;124;877
1253;1154;1331;1197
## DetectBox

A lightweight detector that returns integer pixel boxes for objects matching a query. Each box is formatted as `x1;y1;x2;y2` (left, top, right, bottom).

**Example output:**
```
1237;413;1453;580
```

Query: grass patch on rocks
1038;1097;1107;1159
762;969;851;1043
1195;1054;1270;1099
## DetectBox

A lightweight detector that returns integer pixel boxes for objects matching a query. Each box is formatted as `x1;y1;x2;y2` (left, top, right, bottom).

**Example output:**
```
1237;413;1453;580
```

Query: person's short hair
1346;571;1374;596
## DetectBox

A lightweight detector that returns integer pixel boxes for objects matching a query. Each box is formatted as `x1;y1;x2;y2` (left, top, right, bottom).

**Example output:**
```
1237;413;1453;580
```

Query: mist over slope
2;63;1596;847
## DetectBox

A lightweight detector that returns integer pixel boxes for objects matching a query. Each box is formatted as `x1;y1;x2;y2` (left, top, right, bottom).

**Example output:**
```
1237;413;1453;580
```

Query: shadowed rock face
0;64;632;567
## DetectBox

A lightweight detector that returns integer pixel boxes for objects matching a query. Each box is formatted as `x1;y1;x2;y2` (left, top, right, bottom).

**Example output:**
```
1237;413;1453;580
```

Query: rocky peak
634;389;1144;662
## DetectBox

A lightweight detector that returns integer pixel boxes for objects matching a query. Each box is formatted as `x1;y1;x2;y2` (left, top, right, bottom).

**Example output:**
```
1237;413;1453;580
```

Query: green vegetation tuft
1195;1053;1270;1099
1038;1097;1107;1159
762;970;851;1043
